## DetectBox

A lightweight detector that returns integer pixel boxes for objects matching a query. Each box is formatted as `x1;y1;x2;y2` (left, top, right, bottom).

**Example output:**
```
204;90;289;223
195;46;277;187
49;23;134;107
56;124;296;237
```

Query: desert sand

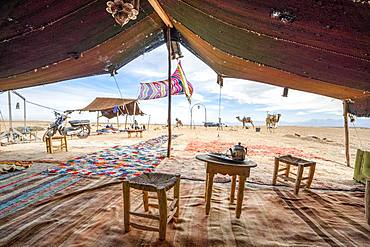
1;121;369;191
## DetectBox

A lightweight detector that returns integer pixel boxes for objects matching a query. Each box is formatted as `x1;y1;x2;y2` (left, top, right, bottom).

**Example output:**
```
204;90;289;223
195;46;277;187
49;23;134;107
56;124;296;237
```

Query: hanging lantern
106;0;139;26
170;41;183;60
16;102;20;109
167;28;183;60
282;87;289;97
217;74;223;87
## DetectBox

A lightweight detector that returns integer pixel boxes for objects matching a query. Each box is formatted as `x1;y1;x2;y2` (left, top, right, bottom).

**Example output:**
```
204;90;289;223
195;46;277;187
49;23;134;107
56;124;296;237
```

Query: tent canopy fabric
0;0;164;90
79;97;144;119
0;1;369;115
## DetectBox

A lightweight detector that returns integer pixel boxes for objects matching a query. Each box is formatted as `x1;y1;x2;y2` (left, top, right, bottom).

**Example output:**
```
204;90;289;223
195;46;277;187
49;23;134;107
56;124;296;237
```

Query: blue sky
0;44;369;127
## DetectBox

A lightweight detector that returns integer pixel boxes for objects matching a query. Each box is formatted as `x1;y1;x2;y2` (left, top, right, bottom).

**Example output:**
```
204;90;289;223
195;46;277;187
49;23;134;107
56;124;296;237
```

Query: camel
175;118;183;128
266;113;281;130
236;116;254;129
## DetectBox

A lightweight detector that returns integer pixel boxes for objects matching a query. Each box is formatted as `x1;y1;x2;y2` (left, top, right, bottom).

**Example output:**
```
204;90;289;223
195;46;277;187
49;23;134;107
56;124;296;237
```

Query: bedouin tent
78;97;144;130
0;1;368;113
0;1;369;158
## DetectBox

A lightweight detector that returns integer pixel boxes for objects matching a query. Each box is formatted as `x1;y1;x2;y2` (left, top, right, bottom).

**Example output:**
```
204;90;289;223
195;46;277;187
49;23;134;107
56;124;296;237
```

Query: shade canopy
0;0;369;115
79;97;144;119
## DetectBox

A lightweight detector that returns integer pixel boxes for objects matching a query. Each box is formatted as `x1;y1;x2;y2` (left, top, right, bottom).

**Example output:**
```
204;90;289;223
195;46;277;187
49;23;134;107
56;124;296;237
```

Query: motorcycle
42;111;91;141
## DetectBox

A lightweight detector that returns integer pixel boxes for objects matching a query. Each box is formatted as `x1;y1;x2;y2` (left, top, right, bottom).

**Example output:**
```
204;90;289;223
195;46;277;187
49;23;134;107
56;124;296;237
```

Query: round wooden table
196;154;257;218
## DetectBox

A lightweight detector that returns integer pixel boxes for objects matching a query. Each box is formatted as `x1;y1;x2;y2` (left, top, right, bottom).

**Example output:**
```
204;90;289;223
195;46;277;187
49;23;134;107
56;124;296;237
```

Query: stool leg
272;157;279;185
206;173;214;215
64;136;68;152
285;164;291;178
205;172;209;199
294;165;304;195
123;181;130;232
236;175;246;218
174;178;180;218
143;191;149;212
306;163;316;189
46;138;50;153
157;188;167;240
230;175;236;204
48;138;53;154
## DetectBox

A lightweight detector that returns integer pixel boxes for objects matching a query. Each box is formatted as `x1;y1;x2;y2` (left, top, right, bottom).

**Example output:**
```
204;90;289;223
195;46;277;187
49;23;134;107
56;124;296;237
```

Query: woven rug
0;171;82;220
185;140;330;161
45;135;173;178
1;180;368;246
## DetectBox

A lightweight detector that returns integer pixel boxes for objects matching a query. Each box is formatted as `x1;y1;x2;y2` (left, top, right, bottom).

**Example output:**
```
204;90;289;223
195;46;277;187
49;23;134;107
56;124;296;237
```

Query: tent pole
147;114;151;131
23;97;26;133
166;27;172;157
124;114;128;129
97;111;100;132
343;100;350;167
8;91;13;142
133;101;137;124
116;111;120;129
190;109;192;129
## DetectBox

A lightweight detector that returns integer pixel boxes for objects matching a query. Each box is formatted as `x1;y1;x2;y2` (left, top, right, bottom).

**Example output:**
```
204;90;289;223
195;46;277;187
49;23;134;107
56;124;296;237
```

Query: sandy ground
1;121;369;190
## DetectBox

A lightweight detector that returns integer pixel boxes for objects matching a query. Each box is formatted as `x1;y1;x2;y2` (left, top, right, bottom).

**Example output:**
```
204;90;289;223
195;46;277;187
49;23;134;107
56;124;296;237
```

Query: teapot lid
234;142;244;149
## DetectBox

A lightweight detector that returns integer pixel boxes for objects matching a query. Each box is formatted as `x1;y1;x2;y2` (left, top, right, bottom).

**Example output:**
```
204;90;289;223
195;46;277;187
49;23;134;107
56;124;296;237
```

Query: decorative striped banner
137;61;193;102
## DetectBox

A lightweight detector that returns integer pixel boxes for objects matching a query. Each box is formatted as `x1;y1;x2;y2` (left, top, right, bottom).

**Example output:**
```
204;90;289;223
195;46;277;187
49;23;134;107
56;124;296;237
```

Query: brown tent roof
0;0;369;114
79;97;144;119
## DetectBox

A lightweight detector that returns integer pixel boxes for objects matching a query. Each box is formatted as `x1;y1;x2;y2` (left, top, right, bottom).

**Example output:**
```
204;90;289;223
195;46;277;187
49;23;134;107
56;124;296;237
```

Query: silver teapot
228;142;247;161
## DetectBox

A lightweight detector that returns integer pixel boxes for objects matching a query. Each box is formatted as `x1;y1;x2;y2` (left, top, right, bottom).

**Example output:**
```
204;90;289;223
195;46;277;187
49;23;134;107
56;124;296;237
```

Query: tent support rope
112;74;134;128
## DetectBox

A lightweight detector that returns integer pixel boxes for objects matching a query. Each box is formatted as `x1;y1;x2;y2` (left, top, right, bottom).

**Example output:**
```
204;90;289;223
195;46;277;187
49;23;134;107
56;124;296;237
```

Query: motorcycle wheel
77;125;90;139
42;128;56;142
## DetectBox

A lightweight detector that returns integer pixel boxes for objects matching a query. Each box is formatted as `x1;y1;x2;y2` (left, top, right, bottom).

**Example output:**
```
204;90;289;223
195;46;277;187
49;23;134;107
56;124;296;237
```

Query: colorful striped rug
0;181;368;246
45;135;173;178
0;171;82;220
0;135;175;220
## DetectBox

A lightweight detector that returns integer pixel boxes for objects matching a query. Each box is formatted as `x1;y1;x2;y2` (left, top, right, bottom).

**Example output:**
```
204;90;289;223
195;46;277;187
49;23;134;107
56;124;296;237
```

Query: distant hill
281;118;370;128
224;118;370;128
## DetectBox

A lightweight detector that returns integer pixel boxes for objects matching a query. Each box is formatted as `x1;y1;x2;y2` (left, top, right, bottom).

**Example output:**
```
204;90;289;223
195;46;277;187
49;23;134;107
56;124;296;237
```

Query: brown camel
236;116;254;129
175;118;183;128
266;113;281;130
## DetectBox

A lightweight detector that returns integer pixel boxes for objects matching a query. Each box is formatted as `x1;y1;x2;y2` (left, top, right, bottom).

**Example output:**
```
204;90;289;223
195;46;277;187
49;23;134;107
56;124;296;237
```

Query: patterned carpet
0;171;81;220
0;180;368;247
44;135;173;178
184;140;331;161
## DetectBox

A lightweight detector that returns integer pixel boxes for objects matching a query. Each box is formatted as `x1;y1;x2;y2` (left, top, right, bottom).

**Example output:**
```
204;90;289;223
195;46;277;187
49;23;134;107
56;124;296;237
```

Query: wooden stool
272;155;316;195
123;172;180;240
127;129;143;138
45;136;68;154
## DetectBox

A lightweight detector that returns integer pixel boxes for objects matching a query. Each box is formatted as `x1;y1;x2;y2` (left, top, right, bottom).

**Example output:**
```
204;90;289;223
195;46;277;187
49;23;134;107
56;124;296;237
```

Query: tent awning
79;97;144;119
0;0;369;116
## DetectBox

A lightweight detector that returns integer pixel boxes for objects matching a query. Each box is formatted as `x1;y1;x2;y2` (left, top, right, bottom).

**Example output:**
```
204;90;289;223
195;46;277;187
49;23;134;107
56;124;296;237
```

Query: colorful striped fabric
0;171;81;220
137;61;193;102
1;182;369;246
44;135;174;178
